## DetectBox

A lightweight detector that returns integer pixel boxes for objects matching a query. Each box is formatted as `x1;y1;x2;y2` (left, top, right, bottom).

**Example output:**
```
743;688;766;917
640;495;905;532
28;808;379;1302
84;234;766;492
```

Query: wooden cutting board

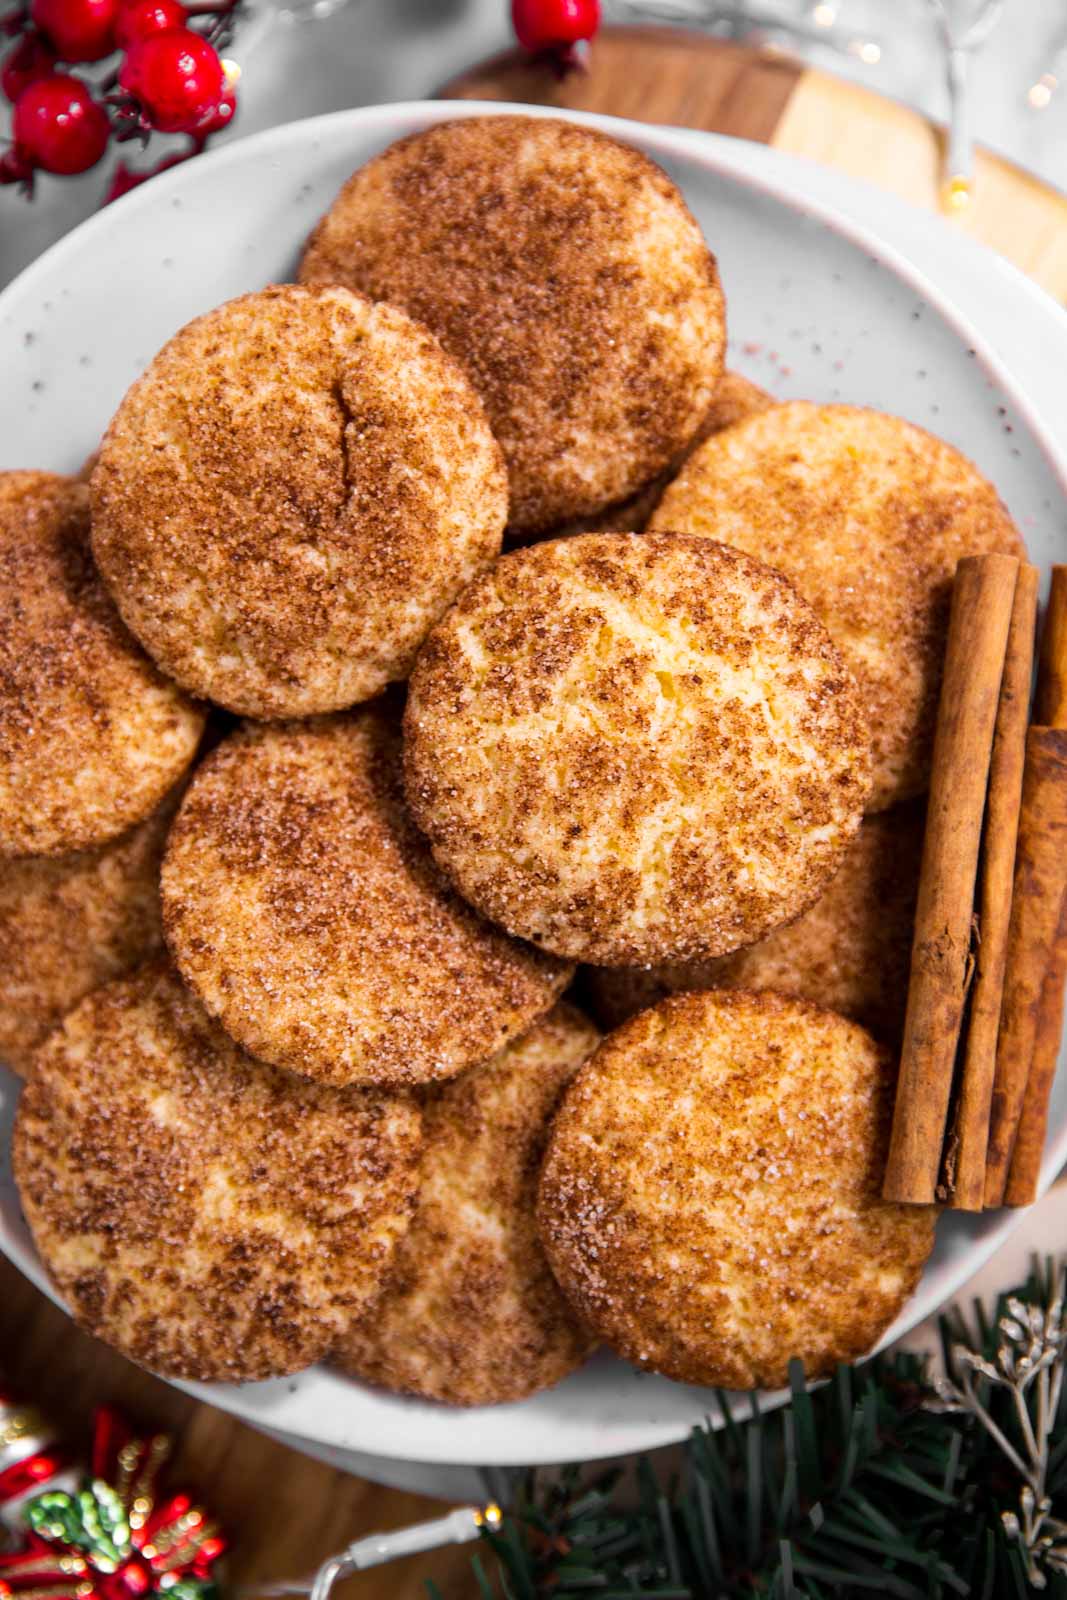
443;25;1067;304
4;26;1066;1600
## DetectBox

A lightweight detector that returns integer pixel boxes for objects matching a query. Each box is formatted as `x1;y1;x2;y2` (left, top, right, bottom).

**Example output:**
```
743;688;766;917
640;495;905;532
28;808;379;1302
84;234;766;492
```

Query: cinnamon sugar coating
0;472;203;857
700;369;774;436
161;708;571;1087
584;802;924;1043
404;533;872;966
0;783;184;1077
538;990;937;1389
14;961;422;1382
651;402;1025;808
90;284;507;719
299;116;725;534
542;370;772;543
336;1004;600;1405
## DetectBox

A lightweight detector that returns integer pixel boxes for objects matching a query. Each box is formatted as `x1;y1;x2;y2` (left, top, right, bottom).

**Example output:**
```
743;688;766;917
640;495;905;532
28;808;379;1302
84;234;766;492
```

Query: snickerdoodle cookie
0;472;203;858
14;961;422;1382
585;802;924;1043
404;533;871;966
546;370;773;542
337;1004;599;1405
650;403;1025;808
161;708;571;1087
538;990;937;1389
299;116;725;534
91;284;507;718
0;783;184;1077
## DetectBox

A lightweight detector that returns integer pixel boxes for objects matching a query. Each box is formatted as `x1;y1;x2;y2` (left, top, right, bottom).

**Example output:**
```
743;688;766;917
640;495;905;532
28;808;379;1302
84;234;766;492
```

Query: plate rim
2;98;1066;1466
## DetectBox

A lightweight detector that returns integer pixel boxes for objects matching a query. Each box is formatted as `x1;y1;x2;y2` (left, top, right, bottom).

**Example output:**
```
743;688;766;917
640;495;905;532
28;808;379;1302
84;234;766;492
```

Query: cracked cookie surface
651;402;1025;808
584;801;924;1045
545;370;773;543
538;989;937;1388
336;1003;599;1405
14;960;422;1381
91;285;507;718
161;706;571;1087
404;532;872;966
0;471;204;857
300;116;725;534
0;781;184;1075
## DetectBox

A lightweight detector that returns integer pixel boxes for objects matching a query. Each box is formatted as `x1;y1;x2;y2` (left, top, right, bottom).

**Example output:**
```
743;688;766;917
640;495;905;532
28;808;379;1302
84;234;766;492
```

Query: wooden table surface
6;26;1066;1600
446;25;1067;303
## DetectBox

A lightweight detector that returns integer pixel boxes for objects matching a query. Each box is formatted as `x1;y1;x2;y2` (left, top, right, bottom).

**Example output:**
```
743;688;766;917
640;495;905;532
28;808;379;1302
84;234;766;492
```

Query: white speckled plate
1;102;1066;1469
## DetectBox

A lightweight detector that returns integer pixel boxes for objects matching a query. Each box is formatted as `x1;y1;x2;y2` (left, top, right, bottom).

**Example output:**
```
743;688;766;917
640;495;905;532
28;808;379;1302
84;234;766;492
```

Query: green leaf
746;1397;763;1567
677;1494;712;1592
471;1552;496;1600
834;1365;853;1447
656;1497;681;1586
780;1409;799;1526
863;1461;961;1505
789;1359;821;1504
791;1552;926;1597
692;1456;722;1584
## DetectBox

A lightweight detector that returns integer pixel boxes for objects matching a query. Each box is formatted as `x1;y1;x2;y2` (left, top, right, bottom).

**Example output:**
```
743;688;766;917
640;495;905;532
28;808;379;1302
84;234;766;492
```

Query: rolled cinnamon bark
983;726;1067;1205
1004;889;1067;1206
949;564;1039;1210
883;553;1018;1205
1036;565;1067;727
990;566;1067;1206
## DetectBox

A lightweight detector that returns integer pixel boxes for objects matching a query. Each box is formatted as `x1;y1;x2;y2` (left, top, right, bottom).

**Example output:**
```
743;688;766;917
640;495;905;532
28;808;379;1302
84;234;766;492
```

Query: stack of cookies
2;114;1026;1405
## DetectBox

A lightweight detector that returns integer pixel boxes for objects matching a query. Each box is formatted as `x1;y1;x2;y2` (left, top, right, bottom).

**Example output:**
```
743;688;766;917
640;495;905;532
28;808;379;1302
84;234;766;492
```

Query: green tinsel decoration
463;1258;1067;1598
24;1480;131;1570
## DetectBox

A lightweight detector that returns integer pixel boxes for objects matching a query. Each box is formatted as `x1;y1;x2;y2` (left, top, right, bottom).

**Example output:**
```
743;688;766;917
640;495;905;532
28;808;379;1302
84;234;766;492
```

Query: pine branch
465;1261;1067;1598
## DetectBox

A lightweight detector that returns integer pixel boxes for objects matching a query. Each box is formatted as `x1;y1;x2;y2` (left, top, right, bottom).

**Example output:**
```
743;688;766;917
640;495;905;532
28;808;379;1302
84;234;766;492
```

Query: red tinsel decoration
0;1398;224;1600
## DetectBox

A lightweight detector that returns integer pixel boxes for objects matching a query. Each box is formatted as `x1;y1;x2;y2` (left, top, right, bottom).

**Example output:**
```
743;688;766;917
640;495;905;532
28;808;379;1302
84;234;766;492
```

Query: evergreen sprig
466;1259;1067;1598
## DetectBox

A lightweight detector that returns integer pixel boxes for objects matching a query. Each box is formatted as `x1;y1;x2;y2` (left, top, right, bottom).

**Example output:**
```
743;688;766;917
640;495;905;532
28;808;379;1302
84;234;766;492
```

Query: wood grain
0;1257;475;1600
443;26;800;143
444;27;1067;303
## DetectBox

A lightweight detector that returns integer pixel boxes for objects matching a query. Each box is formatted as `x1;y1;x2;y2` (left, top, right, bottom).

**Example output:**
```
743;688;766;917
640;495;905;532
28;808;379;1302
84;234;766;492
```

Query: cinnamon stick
949;563;1039;1210
990;565;1067;1206
1003;887;1067;1206
883;553;1019;1205
983;727;1067;1204
1035;564;1067;726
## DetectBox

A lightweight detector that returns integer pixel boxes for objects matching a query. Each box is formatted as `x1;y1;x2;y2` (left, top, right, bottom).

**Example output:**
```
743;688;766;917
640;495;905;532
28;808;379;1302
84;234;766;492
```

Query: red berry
12;72;109;173
193;83;234;136
1;32;57;104
119;26;223;132
31;0;119;62
114;0;185;48
511;0;600;51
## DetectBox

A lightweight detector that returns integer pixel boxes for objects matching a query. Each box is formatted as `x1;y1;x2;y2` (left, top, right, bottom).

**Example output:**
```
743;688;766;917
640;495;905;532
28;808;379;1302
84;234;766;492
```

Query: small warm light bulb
942;175;972;213
812;2;836;25
477;1503;504;1529
1028;74;1057;109
221;57;241;88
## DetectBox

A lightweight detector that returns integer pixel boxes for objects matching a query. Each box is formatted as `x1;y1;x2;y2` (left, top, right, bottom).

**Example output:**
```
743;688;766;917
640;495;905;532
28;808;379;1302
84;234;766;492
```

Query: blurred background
4;0;1067;283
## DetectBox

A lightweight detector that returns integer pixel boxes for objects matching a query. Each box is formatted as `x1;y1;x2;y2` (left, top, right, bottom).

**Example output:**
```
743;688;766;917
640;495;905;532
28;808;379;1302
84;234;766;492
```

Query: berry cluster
1;0;237;194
